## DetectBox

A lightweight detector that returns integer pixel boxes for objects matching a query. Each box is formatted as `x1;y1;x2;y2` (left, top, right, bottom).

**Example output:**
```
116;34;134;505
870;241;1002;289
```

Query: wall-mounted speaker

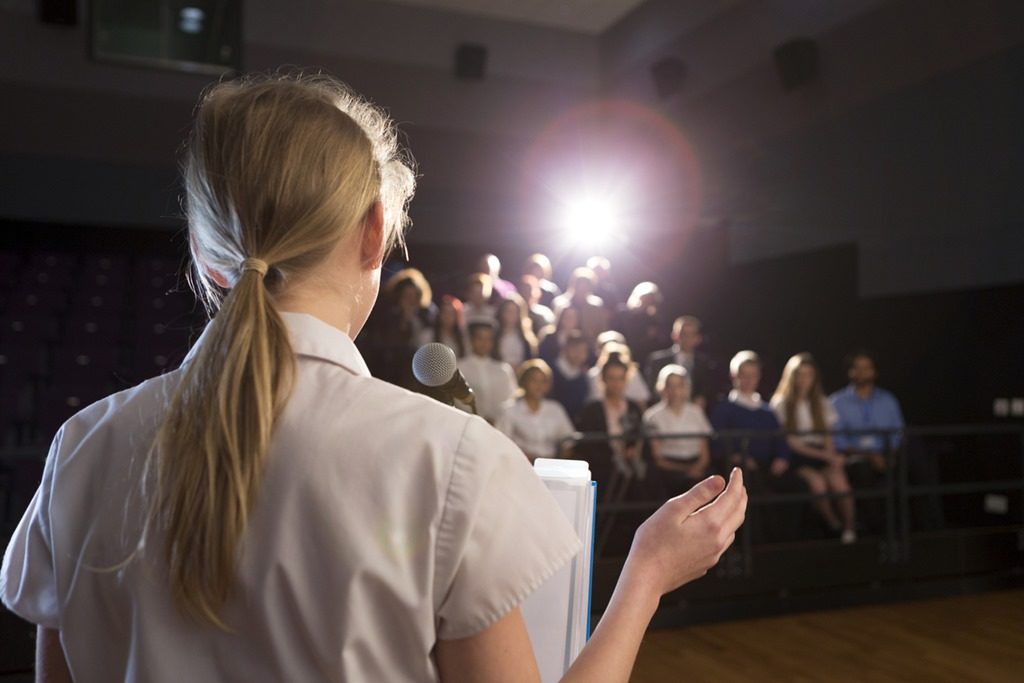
650;57;687;100
38;0;77;25
773;38;819;91
455;43;487;80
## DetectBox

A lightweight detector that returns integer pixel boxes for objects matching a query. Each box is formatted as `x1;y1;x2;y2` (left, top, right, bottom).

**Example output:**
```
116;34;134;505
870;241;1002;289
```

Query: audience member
476;253;518;301
830;350;906;534
643;365;712;497
458;321;517;424
577;353;646;491
517;274;555;334
587;256;621;307
365;268;434;387
587;340;651;409
711;351;802;540
493;295;538;368
463;272;496;324
616;281;669;368
552;267;610;344
537;305;584;366
496;360;576;463
522;252;561;308
419;294;466;358
549;331;591;422
771;353;856;543
646;315;719;409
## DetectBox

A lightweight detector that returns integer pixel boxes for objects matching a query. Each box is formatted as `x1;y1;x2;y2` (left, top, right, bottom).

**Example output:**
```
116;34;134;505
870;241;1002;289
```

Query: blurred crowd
358;253;917;544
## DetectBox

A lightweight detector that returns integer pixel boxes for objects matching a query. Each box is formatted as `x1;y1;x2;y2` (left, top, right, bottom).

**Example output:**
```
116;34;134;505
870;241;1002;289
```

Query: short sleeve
823;398;839;429
1;430;62;628
694;406;712;434
434;417;582;640
550;402;575;445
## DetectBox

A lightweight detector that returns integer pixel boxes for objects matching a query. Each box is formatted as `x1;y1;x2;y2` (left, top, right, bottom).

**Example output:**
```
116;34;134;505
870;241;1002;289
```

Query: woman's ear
360;201;386;270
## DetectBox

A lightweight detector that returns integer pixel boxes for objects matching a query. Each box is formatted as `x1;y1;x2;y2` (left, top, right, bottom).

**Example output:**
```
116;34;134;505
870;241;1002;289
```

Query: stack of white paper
521;459;596;683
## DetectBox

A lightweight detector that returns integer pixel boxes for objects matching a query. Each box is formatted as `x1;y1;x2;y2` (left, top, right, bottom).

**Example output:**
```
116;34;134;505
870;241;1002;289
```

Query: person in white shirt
497;360;575;462
463;272;496;324
2;72;747;683
588;338;652;409
644;365;712;496
494;295;537;368
771;352;856;544
459;321;518;424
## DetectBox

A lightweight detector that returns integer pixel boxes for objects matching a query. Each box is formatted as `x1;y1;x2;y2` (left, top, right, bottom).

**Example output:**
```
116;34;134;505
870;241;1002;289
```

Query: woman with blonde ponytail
3;72;746;683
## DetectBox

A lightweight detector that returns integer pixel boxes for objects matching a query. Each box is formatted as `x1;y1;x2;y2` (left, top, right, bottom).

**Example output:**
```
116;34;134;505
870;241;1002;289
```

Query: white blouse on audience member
497;331;527;369
497;398;576;460
458;354;518;423
587;366;652;405
642;402;712;461
769;395;838;446
0;312;580;683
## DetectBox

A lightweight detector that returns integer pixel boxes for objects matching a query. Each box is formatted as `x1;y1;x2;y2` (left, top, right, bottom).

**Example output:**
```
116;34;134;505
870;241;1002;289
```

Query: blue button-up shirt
830;385;905;452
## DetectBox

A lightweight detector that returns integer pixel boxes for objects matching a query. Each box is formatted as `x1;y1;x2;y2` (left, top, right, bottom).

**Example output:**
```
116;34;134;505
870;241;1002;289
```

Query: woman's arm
785;435;837;461
436;470;747;683
37;627;72;683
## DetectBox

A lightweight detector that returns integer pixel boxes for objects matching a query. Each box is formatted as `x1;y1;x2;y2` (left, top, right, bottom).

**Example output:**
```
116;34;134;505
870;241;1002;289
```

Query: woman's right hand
621;469;747;599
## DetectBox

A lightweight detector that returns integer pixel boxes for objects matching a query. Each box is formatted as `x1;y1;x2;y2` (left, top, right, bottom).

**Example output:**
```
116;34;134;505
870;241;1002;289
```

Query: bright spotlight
560;195;619;249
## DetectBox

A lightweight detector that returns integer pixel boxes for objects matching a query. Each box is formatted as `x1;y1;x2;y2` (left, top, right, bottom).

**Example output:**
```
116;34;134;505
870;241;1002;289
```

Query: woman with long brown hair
2;72;746;682
771;352;857;543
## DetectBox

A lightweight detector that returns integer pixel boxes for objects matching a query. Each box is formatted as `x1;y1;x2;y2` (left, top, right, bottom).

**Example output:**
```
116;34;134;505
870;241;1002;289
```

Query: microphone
412;343;476;412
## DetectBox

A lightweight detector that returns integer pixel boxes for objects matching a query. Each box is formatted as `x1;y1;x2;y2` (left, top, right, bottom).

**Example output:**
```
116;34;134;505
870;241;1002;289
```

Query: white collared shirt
729;389;763;410
643;401;712;460
1;312;580;682
458;354;518;423
496;398;575;459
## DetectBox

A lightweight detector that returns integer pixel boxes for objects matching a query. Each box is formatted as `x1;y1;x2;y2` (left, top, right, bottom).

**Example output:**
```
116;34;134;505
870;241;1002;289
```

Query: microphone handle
442;371;477;415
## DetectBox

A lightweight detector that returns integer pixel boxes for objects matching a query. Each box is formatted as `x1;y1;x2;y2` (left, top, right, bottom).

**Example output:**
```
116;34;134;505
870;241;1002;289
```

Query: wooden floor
631;590;1024;682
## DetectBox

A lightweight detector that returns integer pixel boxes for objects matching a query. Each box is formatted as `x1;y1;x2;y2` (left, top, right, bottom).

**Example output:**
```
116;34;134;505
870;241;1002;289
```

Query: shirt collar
182;311;372;378
729;389;763;409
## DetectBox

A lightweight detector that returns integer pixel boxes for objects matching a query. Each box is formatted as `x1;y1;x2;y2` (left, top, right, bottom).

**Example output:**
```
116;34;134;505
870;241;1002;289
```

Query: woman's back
3;312;578;681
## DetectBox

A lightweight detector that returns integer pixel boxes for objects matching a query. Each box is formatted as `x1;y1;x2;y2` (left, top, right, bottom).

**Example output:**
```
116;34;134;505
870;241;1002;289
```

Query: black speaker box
38;0;77;25
774;38;819;90
455;43;487;80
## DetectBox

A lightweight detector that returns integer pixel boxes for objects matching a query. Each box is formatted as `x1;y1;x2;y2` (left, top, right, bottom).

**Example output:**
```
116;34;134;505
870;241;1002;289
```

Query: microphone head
412;343;458;388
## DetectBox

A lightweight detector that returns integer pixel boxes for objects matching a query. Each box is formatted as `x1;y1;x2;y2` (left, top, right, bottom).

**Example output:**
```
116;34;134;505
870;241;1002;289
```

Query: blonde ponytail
147;72;415;627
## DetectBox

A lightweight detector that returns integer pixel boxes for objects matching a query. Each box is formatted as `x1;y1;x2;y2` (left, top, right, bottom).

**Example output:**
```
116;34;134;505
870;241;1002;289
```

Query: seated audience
497;360;575;463
463;272;496;324
522;252;562;308
458;321;517;424
419;294;466;358
587;339;651;409
538;305;583;366
552;267;610;344
577;352;646;489
493;295;538;368
517;274;555;334
771;353;856;544
643;365;712;497
615;281;669;369
646;315;719;409
550;331;591;422
476;252;517;301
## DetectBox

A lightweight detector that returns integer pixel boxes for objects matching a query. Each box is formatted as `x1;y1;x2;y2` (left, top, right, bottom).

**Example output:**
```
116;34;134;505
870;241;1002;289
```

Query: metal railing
563;424;1024;568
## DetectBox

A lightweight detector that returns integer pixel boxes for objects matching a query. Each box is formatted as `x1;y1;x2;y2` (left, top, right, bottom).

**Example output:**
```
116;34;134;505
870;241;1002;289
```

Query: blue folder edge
586;480;596;640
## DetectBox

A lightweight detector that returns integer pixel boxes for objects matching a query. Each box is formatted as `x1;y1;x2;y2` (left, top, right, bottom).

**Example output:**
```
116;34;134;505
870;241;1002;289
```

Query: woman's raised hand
622;468;747;598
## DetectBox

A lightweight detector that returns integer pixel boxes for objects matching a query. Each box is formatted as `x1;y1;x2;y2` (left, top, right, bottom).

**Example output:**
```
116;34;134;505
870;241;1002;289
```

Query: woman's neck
525;396;542;411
